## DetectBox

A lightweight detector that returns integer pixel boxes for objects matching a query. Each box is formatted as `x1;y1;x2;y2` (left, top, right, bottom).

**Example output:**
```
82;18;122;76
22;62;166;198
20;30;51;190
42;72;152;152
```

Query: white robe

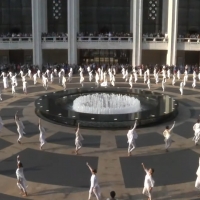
195;158;200;189
39;125;46;147
16;168;28;193
22;81;28;93
15;118;25;141
0;116;4;132
193;123;200;144
3;77;9;88
180;82;184;95
75;130;84;150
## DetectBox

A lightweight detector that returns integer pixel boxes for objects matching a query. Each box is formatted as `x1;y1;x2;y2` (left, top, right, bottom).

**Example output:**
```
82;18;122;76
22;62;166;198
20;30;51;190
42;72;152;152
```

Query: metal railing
177;38;200;43
42;37;68;42
143;37;167;42
0;37;32;42
77;36;132;42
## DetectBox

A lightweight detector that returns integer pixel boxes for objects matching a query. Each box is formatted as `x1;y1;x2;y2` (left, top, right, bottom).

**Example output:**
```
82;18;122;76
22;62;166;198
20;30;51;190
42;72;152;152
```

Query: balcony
177;38;200;51
42;37;68;49
0;37;32;49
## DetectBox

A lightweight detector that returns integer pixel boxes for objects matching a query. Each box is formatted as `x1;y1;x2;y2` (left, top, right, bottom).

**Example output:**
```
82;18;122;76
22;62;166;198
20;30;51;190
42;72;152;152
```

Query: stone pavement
0;75;200;200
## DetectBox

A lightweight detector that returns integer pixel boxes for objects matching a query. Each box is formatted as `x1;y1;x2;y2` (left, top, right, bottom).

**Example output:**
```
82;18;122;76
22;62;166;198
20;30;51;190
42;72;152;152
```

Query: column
41;0;48;33
32;0;42;68
132;0;143;67
68;0;77;65
166;0;179;66
162;0;168;34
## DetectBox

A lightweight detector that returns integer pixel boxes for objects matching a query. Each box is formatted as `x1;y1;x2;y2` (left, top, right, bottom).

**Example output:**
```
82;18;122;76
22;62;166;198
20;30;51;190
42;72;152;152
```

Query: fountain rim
35;87;178;129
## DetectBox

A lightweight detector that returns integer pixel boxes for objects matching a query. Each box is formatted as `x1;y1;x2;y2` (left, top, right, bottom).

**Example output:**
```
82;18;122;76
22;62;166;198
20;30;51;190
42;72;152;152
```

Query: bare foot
17;140;21;144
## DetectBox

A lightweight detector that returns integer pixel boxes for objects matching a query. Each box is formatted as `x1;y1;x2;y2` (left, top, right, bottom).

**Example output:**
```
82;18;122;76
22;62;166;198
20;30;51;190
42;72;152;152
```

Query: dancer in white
134;71;138;83
180;81;184;95
89;70;93;82
54;68;57;77
80;72;84;87
16;162;28;197
21;74;27;82
193;119;200;146
0;116;4;133
155;71;159;84
86;162;101;200
111;74;115;87
42;74;48;90
124;69;129;82
19;69;24;77
22;81;28;95
15;111;25;144
177;69;180;80
28;69;32;78
184;70;188;81
127;120;138;156
167;68;171;79
129;74;133;89
33;73;37;85
38;118;46;150
193;70;197;79
11;82;16;97
144;71;147;83
172;74;176;86
147;78;150;90
163;121;176;152
74;123;84;155
192;77;196;88
139;67;142;77
0;86;2;101
62;76;67;91
183;75;187;86
58;70;63;84
1;72;9;89
11;73;18;87
37;69;41;78
46;69;50;78
141;163;155;200
68;70;73;82
162;78;165;92
95;72;100;87
50;72;54;83
195;157;200;190
198;72;200;81
101;71;108;87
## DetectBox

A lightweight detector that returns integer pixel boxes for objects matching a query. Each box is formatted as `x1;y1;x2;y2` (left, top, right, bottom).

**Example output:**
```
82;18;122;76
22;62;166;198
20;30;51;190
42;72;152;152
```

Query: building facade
0;0;200;67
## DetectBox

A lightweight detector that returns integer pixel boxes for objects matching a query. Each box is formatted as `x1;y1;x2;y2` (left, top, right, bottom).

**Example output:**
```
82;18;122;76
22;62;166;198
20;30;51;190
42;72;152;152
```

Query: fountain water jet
72;93;141;114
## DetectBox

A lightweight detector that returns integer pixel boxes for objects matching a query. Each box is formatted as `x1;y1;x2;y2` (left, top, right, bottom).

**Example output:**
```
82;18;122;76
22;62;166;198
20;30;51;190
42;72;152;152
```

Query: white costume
0;116;4;133
127;121;138;154
184;70;188;81
144;72;147;83
134;71;138;83
142;169;155;200
111;74;115;86
11;74;18;86
54;68;57;76
28;69;32;78
33;73;37;85
15;116;25;142
95;72;100;87
58;71;63;84
42;75;48;90
155;72;159;84
0;88;2;100
180;81;184;95
50;72;54;83
192;77;196;88
3;76;9;89
172;74;176;86
193;122;200;145
139;68;142;77
183;75;187;86
22;81;28;94
39;124;46;148
177;70;180;80
162;79;165;92
80;72;84;87
195;158;200;189
129;74;133;89
75;128;84;151
16;167;28;194
89;71;93;82
147;79;150;90
11;83;16;96
62;76;67;90
68;71;73;82
163;122;175;150
89;174;101;200
37;69;41;78
167;69;171;79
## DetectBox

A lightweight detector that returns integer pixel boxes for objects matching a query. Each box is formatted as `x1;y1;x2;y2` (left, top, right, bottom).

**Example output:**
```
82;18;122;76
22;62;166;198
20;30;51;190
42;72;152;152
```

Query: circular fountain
35;87;178;129
72;93;141;114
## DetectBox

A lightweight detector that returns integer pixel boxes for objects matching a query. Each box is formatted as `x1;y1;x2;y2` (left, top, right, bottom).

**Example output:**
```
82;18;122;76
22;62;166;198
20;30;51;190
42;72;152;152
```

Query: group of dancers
0;65;200;99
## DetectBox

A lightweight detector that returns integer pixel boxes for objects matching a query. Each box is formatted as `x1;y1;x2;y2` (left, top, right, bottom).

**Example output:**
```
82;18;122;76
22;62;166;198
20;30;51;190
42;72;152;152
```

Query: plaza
0;74;200;199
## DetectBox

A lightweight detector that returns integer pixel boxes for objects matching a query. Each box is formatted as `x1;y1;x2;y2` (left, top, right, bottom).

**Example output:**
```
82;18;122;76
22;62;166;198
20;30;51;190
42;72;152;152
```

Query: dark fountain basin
35;87;178;129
